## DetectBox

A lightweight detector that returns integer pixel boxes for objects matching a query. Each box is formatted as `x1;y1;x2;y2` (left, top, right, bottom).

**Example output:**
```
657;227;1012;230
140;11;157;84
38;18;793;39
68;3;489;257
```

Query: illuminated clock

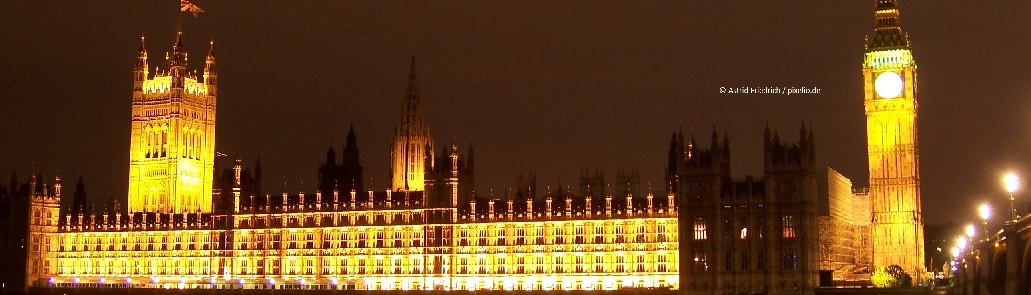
874;71;904;99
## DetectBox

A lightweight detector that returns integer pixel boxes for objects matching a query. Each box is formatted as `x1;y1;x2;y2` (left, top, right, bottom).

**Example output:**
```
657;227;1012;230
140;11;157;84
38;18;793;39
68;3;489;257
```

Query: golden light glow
37;208;680;291
1004;173;1019;194
128;40;216;214
965;224;976;238
874;72;903;99
979;203;991;221
865;45;924;280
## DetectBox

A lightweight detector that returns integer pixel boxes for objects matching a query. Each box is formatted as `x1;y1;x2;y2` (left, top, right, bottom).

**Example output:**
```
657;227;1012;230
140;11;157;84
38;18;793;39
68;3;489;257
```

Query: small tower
585;190;593;218
204;40;217;96
507;196;514;221
26;173;61;287
232;157;242;213
545;196;553;219
565;194;572;217
488;198;495;220
526;198;534;220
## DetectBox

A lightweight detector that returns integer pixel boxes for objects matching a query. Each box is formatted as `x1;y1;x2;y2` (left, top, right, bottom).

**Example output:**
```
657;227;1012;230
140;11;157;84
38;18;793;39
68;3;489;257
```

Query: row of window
692;215;796;240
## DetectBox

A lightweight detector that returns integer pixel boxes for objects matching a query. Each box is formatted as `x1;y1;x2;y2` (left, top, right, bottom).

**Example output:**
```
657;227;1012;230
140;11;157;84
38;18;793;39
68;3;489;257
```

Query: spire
136;35;148;69
346;124;358;150
325;143;336;165
401;54;423;129
205;39;217;74
866;0;910;51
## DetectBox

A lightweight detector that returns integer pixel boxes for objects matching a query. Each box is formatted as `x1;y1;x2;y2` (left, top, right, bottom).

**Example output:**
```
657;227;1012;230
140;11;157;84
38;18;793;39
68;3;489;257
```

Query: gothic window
693;251;707;272
693;218;707;240
782;215;796;238
781;249;797;271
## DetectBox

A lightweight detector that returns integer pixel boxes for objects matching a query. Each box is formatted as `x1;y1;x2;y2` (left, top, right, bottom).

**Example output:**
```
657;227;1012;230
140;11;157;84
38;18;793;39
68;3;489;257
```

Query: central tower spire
866;0;910;51
390;55;433;192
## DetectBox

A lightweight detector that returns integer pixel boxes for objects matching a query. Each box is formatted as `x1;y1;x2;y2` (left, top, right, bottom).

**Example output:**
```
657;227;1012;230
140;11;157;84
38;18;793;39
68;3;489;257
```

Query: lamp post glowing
979;203;991;237
1004;173;1019;221
965;224;976;239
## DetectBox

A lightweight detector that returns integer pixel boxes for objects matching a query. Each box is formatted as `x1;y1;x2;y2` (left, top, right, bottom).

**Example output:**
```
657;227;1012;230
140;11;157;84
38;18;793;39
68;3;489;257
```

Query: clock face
874;71;904;99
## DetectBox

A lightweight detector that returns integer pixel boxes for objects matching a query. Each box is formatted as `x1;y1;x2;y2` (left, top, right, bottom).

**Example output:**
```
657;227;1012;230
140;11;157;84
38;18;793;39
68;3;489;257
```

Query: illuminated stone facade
127;32;217;214
669;127;821;295
32;177;681;291
863;0;925;280
390;56;433;193
817;168;858;280
14;24;845;293
19;35;683;291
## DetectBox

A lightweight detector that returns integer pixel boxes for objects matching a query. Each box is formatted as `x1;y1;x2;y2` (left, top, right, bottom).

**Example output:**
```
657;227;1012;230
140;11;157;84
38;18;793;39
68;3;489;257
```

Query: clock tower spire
863;0;925;281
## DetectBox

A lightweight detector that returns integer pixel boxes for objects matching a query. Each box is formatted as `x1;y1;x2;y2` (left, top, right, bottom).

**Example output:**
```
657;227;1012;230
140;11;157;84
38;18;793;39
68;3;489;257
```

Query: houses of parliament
0;1;925;294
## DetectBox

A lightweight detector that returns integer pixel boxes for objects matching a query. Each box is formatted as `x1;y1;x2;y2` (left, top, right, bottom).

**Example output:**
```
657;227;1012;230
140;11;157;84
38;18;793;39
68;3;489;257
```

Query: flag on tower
181;0;204;17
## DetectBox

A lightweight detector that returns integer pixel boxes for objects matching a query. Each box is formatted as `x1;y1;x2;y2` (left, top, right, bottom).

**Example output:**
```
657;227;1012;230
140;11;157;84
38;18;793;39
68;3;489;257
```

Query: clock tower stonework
863;0;925;281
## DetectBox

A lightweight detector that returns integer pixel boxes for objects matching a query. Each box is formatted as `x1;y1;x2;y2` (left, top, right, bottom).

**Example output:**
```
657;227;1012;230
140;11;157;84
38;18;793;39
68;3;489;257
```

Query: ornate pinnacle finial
138;35;147;54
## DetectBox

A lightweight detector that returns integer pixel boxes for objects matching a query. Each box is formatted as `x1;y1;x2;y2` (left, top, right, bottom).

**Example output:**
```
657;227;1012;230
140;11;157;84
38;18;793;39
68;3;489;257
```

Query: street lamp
965;224;976;239
956;236;967;252
979;203;991;237
1004;173;1020;221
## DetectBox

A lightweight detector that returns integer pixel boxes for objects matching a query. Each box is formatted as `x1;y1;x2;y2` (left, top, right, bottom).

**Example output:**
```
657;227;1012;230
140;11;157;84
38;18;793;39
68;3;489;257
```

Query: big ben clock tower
864;0;925;280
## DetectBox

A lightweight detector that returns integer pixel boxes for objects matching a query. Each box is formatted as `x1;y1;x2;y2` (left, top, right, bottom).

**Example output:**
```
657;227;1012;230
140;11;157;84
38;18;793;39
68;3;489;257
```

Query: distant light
951;247;960;258
965;224;976;238
979;203;991;221
99;277;105;284
1004;173;1020;193
956;237;967;251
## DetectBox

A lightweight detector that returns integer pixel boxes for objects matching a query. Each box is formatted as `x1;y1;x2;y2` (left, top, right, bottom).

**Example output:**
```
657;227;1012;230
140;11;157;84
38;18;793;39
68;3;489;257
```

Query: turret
585;191;592;218
332;182;340;210
545;196;553;219
506;196;514;221
605;185;613;218
488;198;495;219
134;36;148;91
647;188;654;215
54;174;62;199
565;194;572;217
167;31;188;81
526;198;534;220
204;40;217;95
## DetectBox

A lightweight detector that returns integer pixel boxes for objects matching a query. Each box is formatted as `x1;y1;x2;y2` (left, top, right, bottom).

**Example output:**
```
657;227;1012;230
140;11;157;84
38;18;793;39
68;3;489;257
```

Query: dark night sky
3;1;1031;226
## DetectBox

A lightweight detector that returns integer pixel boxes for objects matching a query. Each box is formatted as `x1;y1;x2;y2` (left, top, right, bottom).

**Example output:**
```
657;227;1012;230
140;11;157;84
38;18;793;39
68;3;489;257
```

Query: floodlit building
863;0;926;280
20;30;681;291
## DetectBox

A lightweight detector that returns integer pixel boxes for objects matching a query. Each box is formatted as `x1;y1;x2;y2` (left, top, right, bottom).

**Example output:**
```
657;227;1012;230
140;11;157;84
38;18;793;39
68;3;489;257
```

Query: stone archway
992;248;1007;295
1023;241;1031;295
